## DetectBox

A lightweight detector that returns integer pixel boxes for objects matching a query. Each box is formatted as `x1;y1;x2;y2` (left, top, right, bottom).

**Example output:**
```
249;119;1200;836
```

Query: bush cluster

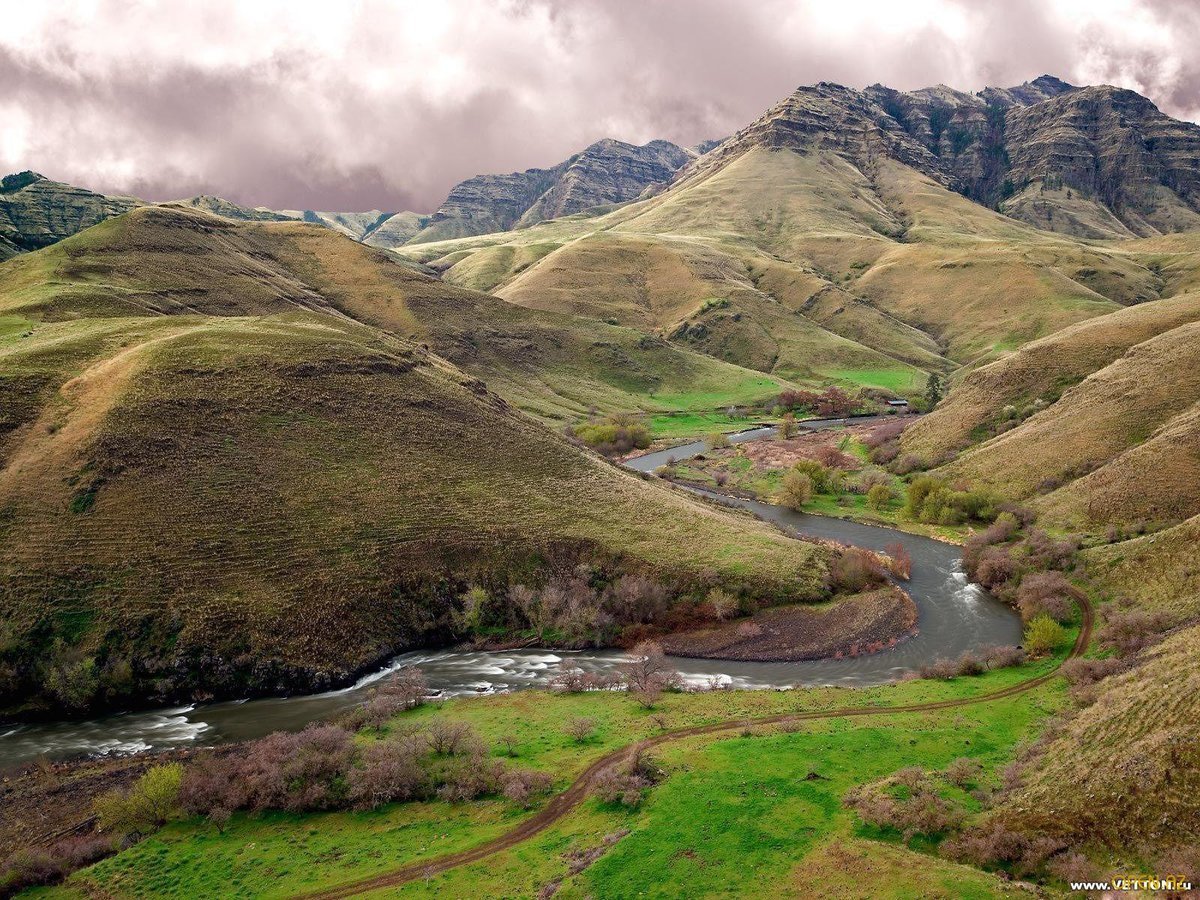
905;477;998;526
569;413;651;456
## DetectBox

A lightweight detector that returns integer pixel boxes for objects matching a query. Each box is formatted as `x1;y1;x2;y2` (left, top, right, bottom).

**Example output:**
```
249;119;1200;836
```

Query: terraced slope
0;208;832;716
996;624;1200;854
0;206;787;424
898;288;1200;531
398;146;1151;393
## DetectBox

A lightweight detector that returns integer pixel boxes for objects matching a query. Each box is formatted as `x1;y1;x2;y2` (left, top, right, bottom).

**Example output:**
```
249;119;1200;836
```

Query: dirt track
301;595;1093;899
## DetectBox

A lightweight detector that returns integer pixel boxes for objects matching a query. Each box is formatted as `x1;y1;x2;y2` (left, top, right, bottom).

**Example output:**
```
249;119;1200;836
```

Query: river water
0;416;1020;767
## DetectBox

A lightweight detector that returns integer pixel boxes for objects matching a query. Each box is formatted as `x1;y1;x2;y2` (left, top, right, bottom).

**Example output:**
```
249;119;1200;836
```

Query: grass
54;650;1072;899
0;206;834;715
646;410;770;440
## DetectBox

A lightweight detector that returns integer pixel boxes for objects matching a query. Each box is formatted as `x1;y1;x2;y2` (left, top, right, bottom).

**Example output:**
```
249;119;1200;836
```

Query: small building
886;399;909;407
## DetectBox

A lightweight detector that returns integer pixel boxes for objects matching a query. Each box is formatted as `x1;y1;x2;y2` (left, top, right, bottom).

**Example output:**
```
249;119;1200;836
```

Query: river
0;415;1020;767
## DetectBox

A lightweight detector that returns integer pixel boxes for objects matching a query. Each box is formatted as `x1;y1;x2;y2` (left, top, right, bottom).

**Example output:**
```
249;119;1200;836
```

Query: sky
2;0;1198;213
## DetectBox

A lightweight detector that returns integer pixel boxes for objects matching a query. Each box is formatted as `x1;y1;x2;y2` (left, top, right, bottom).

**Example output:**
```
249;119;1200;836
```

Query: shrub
943;757;982;788
705;587;740;621
918;657;958;680
592;750;662;807
942;822;1032;867
347;738;428;809
357;667;428;726
706;431;731;450
843;775;965;843
1023;614;1066;657
779;470;813;509
500;769;553;808
778;412;797;439
436;752;504;803
980;645;1026;669
0;850;66;894
427;720;482;756
94;762;183;840
972;546;1016;592
830;548;886;593
571;414;651;456
1098;607;1174;656
792;459;836;494
953;651;985;677
1015;573;1074;623
862;419;907;449
566;717;596;743
867;483;894;511
884;541;911;579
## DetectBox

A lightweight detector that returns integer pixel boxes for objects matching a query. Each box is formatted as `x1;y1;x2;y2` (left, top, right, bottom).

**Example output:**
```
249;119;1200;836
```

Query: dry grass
995;623;1200;853
0;207;834;713
1084;516;1200;622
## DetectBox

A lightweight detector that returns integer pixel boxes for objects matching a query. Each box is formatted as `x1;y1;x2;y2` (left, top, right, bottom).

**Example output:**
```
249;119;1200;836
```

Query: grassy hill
0;206;789;429
395;147;1163;398
995;623;1200;855
0;209;832;716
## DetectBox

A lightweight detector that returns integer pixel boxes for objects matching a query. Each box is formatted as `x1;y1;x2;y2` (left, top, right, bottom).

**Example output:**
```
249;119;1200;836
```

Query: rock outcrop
408;138;692;243
0;171;141;252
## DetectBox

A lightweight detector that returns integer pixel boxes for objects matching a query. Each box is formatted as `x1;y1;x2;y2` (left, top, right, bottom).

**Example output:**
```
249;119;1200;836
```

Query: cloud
0;0;1195;211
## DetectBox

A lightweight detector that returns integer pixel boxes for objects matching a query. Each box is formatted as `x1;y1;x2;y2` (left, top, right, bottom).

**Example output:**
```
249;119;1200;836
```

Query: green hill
0;209;830;716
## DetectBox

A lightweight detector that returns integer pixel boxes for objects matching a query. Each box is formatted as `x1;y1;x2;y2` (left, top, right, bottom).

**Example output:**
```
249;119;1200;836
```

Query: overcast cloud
2;0;1197;212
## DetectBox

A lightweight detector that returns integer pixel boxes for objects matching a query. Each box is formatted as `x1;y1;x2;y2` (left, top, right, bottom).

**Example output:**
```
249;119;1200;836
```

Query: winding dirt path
301;596;1093;899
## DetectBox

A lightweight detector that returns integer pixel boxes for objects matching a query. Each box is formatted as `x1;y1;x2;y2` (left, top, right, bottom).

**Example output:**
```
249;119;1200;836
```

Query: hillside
0;205;788;425
408;138;693;244
995;624;1200;854
0;208;832;716
0;171;141;253
899;284;1200;531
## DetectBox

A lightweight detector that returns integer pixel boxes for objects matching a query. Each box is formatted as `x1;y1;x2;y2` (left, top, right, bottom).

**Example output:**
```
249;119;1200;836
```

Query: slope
0;206;789;425
0;213;832;717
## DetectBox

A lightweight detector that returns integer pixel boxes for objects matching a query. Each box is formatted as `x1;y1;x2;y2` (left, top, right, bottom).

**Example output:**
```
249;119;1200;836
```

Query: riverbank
662;585;918;661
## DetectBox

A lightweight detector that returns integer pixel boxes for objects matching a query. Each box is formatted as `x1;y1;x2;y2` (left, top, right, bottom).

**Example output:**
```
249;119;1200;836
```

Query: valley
3;62;1200;900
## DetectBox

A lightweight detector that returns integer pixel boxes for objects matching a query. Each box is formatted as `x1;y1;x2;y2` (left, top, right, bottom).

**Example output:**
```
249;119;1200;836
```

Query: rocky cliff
0;171;141;252
690;75;1200;240
408;138;692;243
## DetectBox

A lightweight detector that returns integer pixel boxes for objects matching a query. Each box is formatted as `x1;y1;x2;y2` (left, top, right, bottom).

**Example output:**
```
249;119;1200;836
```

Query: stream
0;417;1021;767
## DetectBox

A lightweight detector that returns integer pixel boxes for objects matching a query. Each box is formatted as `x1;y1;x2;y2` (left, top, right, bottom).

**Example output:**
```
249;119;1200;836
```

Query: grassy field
48;650;1071;899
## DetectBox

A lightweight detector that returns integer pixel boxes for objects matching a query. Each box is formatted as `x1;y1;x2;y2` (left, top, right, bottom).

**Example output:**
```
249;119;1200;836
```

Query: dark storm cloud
0;0;1195;213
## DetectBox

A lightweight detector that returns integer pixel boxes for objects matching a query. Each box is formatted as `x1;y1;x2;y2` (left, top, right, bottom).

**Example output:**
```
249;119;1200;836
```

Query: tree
1023;614;1065;656
565;717;596;743
706;431;731;450
780;470;813;509
925;373;943;409
95;763;183;840
778;412;797;439
867;483;894;511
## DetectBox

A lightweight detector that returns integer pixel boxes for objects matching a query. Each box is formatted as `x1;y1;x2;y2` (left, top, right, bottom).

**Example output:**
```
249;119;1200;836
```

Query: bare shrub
549;665;589;693
1060;656;1128;689
862;419;907;449
843;774;964;843
885;541;912;579
427;720;482;757
592;750;663;807
981;645;1026;670
496;734;520;757
954;651;986;677
1098;607;1174;656
606;575;670;625
830;548;886;593
565;717;596;743
347;738;428;809
619;642;682;697
942;822;1031;866
358;667;428;726
1048;851;1099;885
918;658;958;680
436;751;504;803
501;769;553;809
1015;573;1074;623
943;757;982;788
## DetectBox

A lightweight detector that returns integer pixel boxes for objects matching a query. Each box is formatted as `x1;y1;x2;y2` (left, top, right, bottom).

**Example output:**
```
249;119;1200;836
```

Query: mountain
407;138;694;244
0;205;828;715
398;76;1198;396
0;171;141;254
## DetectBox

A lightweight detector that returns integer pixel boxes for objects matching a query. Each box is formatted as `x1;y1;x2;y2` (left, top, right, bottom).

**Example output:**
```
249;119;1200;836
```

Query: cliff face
684;75;1200;240
409;138;692;243
0;172;141;252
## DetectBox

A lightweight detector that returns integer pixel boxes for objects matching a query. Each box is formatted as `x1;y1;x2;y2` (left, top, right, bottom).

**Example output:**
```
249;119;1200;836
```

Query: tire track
301;594;1092;899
